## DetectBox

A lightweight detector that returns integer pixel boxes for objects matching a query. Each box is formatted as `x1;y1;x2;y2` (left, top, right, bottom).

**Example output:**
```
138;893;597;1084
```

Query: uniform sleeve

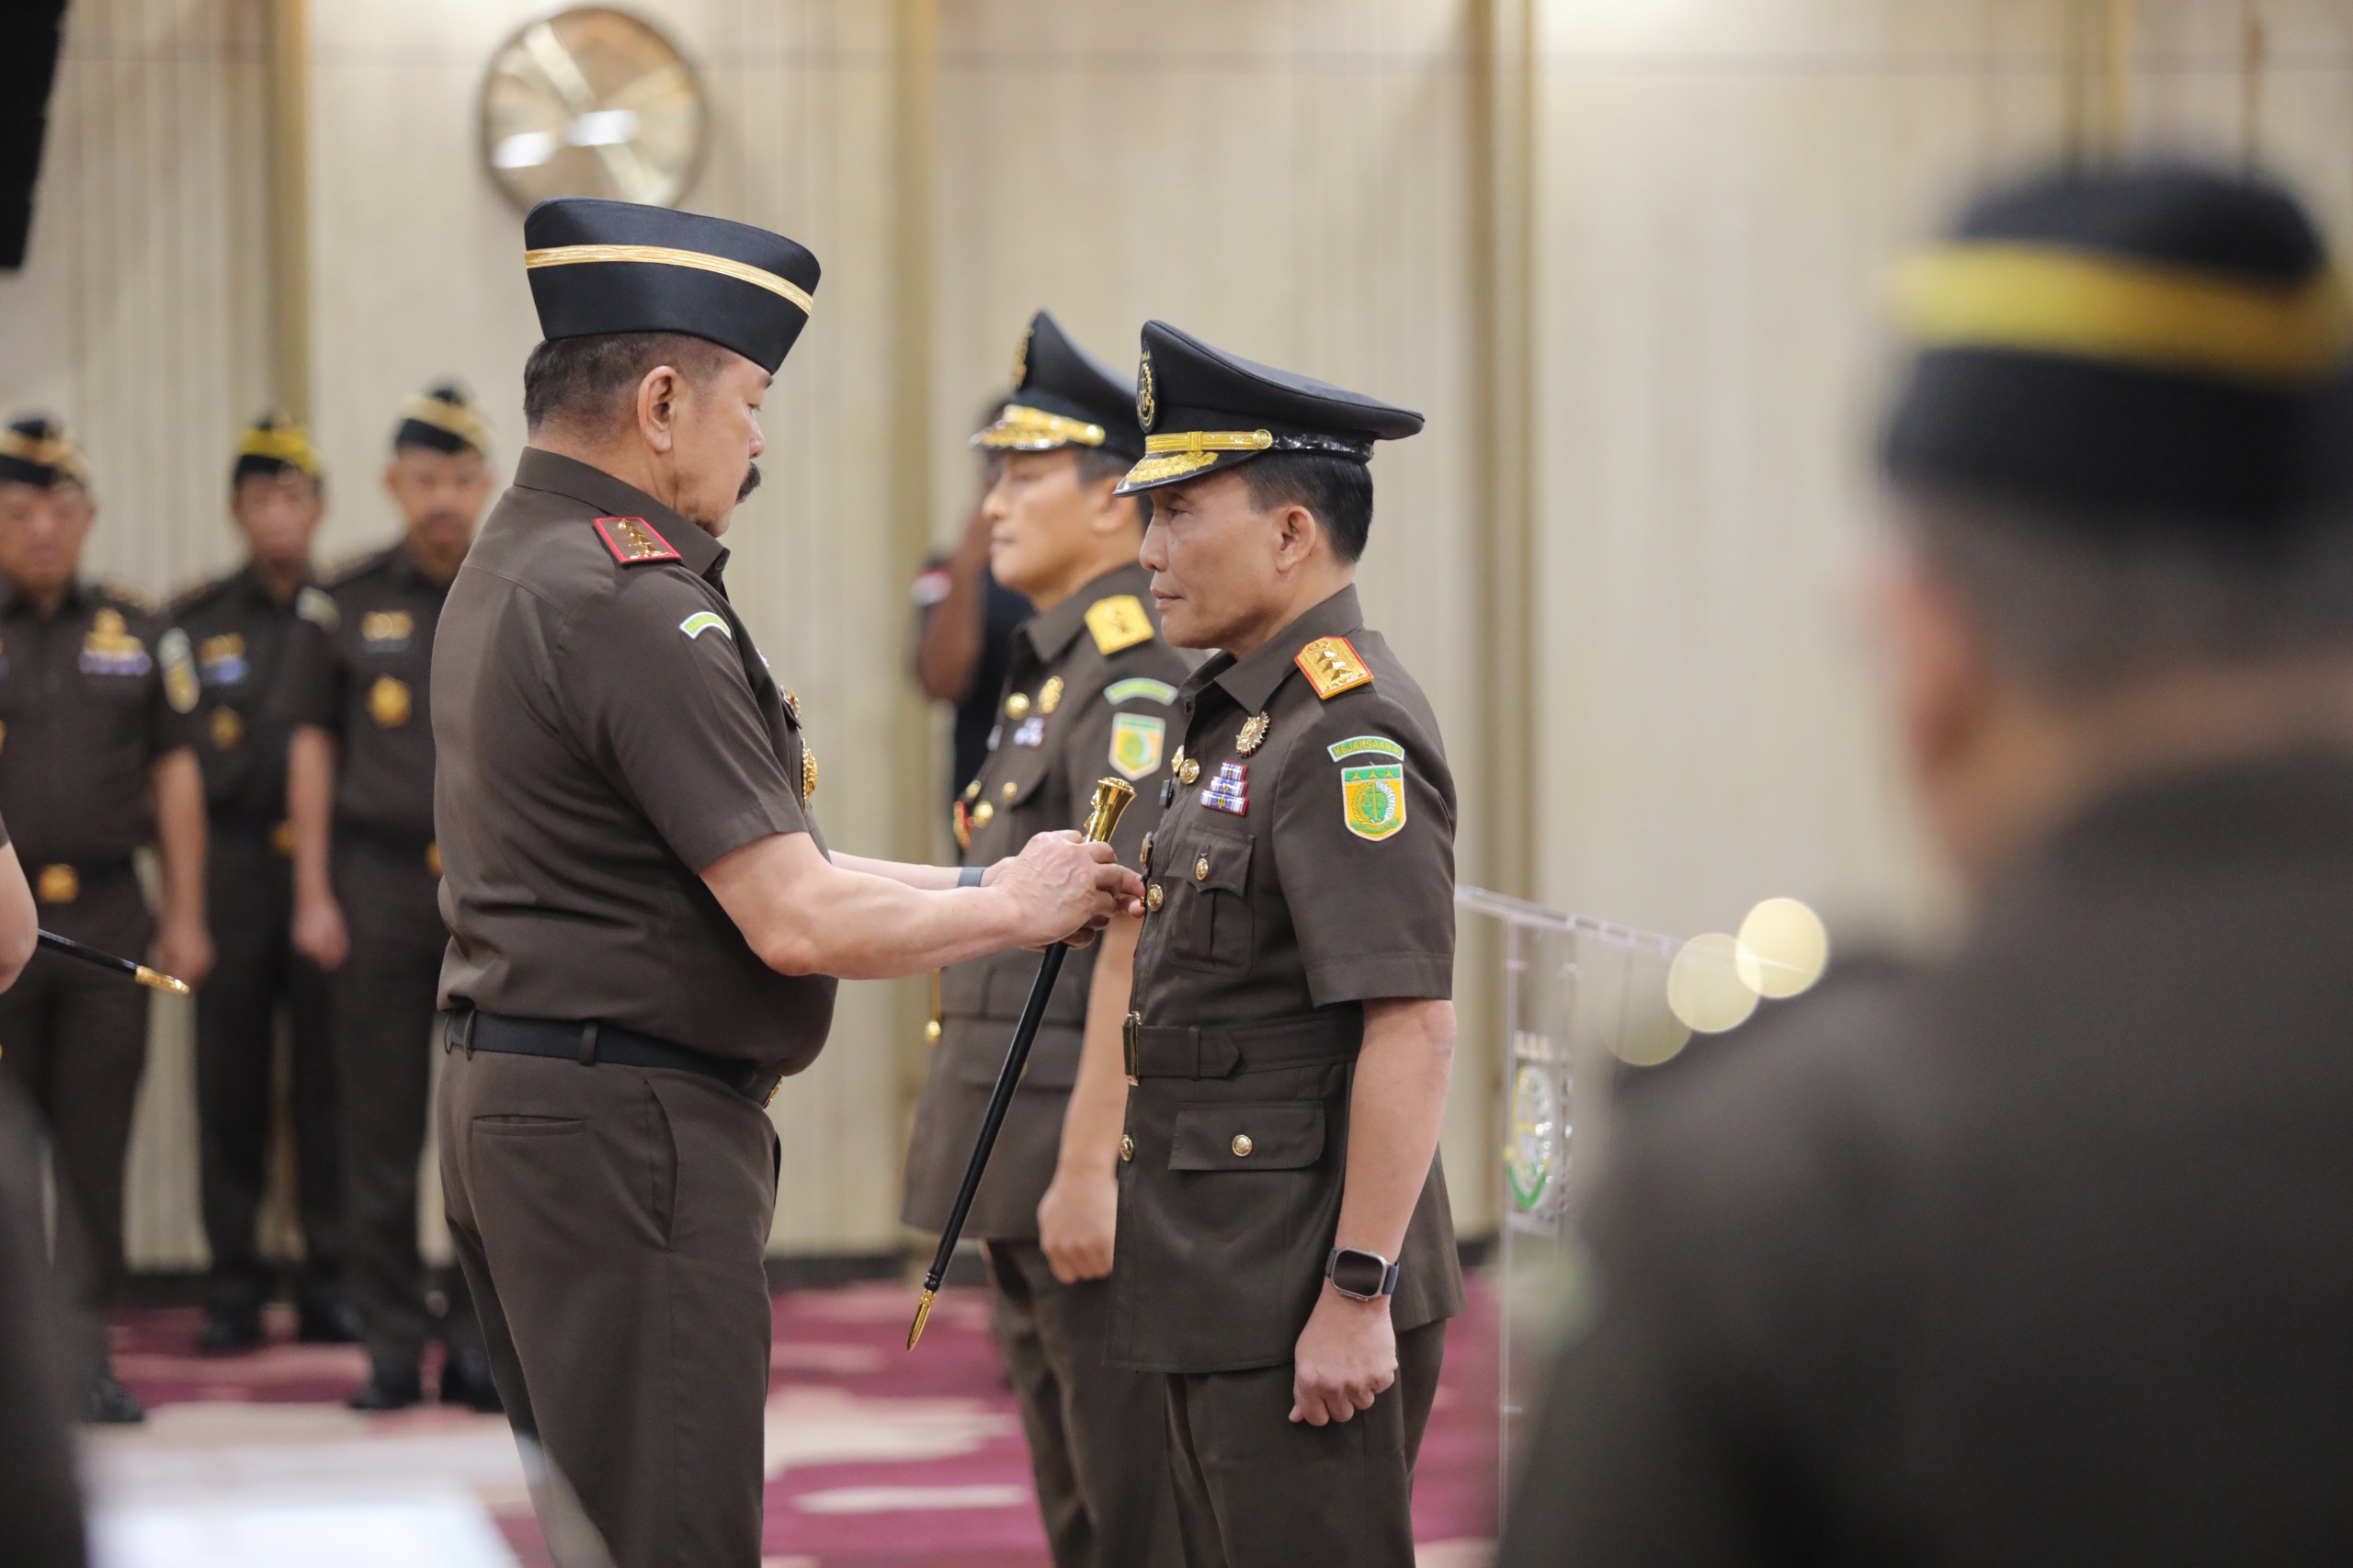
557;574;809;873
270;608;345;733
1059;650;1185;869
1270;694;1457;1006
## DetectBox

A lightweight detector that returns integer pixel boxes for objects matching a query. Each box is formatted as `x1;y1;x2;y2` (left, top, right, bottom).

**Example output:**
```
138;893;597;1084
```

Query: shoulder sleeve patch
1295;635;1373;700
1084;594;1155;655
594;515;683;565
1104;676;1178;706
679;610;733;641
158;628;199;714
1326;734;1404;762
296;585;339;631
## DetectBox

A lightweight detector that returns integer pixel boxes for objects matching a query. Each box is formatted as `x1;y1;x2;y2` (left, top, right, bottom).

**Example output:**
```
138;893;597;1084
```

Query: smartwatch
1324;1245;1402;1301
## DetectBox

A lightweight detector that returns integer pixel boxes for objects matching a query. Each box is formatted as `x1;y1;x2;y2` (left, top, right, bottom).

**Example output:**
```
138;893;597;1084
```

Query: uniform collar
0;575;88;619
511;447;725;580
1018;562;1154;665
1193;584;1365;713
233;561;305;607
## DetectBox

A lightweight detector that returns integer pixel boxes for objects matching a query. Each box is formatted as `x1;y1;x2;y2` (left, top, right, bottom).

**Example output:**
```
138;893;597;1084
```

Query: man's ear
1879;544;1991;790
636;366;684;456
1270;501;1322;572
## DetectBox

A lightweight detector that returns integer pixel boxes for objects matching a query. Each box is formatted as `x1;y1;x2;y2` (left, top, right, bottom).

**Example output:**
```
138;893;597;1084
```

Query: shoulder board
1084;594;1154;656
296;585;340;631
594;515;682;566
1295;635;1374;700
99;581;154;615
1104;676;1179;707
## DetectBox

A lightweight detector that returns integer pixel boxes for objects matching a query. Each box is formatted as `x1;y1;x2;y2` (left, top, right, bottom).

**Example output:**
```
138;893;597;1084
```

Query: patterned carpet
85;1277;1499;1567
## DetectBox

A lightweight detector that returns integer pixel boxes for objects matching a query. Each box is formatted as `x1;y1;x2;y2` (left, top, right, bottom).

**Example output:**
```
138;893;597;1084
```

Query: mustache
737;462;762;503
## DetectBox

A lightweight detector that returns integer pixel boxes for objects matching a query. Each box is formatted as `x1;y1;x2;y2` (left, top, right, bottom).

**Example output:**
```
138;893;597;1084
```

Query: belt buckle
36;864;77;905
1123;1010;1142;1085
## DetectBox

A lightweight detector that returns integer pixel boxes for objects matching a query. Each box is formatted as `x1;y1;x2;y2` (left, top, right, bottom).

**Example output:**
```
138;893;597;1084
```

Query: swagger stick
909;777;1135;1349
37;930;192;994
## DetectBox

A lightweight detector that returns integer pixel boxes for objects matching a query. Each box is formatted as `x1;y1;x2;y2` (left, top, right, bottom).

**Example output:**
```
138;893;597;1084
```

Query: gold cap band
1120;428;1274;487
1893;243;2353;384
237;418;322;476
972;403;1108;450
524;243;815;316
0;427;91;486
400;392;494;456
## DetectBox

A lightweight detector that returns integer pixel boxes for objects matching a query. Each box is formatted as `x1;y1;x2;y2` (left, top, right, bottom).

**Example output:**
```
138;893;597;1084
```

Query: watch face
480;7;708;210
1329;1248;1389;1299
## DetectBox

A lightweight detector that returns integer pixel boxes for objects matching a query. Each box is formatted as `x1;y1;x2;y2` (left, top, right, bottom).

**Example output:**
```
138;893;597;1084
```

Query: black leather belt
445;1009;785;1108
1123;1012;1360;1081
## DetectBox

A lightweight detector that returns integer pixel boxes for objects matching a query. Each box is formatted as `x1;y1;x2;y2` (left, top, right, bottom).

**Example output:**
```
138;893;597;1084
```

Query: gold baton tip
134;966;192;995
1083;778;1137;845
906;1289;937;1350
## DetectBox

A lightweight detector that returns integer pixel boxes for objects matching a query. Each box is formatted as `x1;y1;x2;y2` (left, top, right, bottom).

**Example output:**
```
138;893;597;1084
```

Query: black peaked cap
524;198;822;373
1883;161;2353;540
394;382;492;457
0;415;90;490
1116;321;1424;495
972;312;1143;459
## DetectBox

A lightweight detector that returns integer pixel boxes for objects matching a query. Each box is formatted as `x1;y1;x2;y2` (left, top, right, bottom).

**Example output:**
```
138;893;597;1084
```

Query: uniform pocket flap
1168;1101;1324;1171
1179;834;1252;897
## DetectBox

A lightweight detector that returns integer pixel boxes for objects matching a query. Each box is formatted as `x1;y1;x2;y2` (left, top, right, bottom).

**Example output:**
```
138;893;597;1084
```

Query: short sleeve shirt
272;546;449;844
0;580;192;867
432;448;835;1072
165;565;313;827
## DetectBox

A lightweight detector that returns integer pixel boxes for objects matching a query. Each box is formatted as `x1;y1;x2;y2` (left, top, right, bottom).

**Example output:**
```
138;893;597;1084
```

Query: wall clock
480;7;707;210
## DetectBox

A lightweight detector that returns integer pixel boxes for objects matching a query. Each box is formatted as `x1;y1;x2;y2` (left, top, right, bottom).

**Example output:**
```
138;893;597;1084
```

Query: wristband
958;865;985;889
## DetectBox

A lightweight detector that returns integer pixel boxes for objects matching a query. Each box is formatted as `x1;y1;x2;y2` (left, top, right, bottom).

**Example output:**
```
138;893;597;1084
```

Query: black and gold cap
1883;162;2353;536
233;412;323;484
523;198;822;374
0;415;91;491
972;312;1144;460
1114;321;1424;495
395;382;492;458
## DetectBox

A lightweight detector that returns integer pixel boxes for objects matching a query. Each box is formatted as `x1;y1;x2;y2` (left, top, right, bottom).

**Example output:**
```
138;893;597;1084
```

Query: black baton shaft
36;930;191;994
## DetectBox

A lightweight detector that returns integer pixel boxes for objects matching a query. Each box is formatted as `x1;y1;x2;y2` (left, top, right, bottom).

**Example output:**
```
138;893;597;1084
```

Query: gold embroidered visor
972;403;1108;450
0;428;91;487
1893;243;2353;385
236;423;322;476
524;244;816;316
1120;428;1276;488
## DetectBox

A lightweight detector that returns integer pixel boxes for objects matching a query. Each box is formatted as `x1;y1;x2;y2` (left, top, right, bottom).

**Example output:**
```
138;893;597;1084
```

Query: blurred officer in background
279;385;498;1413
1502;163;2353;1563
901;312;1188;1568
912;390;1032;801
171;414;350;1354
0;415;210;1425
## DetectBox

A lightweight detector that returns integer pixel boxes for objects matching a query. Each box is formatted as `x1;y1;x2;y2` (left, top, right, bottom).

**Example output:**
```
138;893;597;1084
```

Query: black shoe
86;1371;146;1425
197;1302;266;1355
295;1298;362;1346
347;1360;424;1412
438;1348;505;1415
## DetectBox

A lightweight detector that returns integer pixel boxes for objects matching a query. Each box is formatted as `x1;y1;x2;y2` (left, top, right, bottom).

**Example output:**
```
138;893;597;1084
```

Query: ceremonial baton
38;930;192;994
908;777;1134;1349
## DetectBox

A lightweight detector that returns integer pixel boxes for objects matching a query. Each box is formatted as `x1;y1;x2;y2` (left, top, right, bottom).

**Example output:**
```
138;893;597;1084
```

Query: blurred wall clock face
480;8;707;210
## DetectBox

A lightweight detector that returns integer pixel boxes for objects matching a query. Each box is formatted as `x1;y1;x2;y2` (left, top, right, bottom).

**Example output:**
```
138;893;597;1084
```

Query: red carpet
96;1277;1498;1566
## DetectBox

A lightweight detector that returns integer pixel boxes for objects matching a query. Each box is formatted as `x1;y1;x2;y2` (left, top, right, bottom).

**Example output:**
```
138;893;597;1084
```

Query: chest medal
199;632;249;687
80;609;152;677
361;609;414;651
1235;711;1271;756
1200;761;1250;816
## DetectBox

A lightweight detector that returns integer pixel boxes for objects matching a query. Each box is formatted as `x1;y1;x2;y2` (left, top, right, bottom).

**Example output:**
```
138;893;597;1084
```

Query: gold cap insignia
369;675;412;728
1136;350;1156;430
1084;595;1154;656
1011;324;1031;388
1295;635;1373;700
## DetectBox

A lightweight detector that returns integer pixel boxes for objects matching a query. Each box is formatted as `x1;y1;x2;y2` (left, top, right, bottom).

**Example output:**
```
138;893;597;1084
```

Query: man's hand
293;892;349;971
154;916;213;989
1290;1288;1396;1426
991;831;1144;949
1037;1167;1119;1283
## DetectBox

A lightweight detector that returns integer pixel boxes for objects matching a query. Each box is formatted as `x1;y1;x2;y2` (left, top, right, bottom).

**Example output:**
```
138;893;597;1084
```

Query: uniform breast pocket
1169;832;1254;974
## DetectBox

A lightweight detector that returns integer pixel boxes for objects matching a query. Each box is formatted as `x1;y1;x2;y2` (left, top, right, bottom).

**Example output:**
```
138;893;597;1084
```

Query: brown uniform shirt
0;579;191;872
1109;585;1464;1373
900;562;1190;1239
274;544;449;847
166;565;316;831
432;448;834;1072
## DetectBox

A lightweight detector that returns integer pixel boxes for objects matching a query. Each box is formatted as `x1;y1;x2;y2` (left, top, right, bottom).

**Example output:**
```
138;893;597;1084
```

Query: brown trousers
987;1241;1182;1568
333;835;478;1368
1165;1318;1447;1568
439;1042;779;1568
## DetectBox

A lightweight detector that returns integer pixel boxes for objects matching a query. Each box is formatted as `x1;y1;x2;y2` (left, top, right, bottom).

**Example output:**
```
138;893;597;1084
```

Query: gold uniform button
925;1019;942;1044
36;865;77;905
1178;757;1201;785
1139;834;1154;874
1145;884;1164;912
1232;1133;1254;1158
972;801;995;827
1195;854;1211;881
1005;691;1032;721
963;778;982;801
1120;1134;1135;1163
1002;780;1018;801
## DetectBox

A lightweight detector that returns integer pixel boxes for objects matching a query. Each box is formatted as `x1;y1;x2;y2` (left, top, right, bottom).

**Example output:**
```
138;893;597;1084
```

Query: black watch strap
1325;1245;1402;1301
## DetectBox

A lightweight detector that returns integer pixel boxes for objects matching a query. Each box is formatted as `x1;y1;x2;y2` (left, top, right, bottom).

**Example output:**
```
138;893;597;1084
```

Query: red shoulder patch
593;516;682;565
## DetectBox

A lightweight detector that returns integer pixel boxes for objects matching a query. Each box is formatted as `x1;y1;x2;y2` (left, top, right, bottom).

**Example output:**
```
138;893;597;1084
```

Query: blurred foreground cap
972;312;1143;460
1883;161;2353;540
523;197;822;373
233;412;321;484
0;415;90;490
1115;321;1423;495
395;382;492;458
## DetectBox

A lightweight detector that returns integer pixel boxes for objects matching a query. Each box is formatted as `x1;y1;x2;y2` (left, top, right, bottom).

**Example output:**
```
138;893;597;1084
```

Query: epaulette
1295;635;1373;700
1084;594;1154;656
98;580;155;615
593;515;683;566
